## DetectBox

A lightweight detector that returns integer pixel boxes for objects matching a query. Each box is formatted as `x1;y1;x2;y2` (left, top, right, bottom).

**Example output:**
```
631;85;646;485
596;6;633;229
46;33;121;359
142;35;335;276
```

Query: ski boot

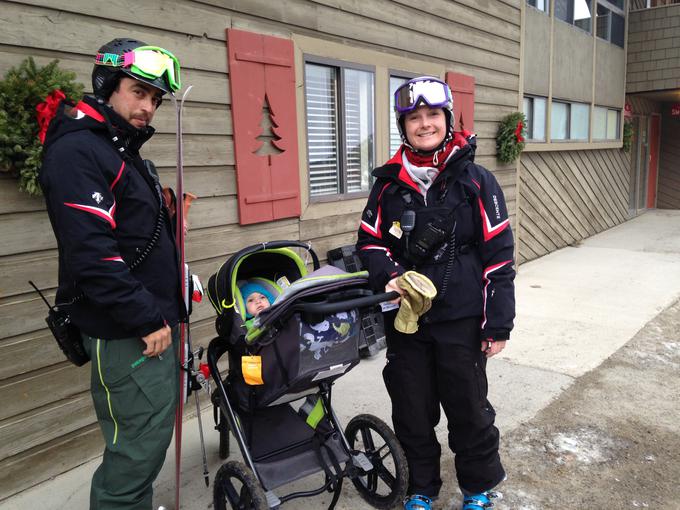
462;491;502;509
404;494;433;510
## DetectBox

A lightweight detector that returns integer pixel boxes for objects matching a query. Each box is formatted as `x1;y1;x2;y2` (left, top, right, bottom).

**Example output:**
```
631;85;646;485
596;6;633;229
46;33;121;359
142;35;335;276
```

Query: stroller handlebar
290;290;400;316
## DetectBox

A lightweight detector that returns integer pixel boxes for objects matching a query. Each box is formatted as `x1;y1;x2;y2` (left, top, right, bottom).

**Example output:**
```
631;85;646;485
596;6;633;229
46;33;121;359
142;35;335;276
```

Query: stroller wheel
213;461;268;510
345;414;409;509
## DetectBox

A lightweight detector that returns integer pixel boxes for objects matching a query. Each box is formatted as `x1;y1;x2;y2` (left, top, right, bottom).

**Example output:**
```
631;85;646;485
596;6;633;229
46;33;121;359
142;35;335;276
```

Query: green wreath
0;57;83;196
622;120;633;153
496;112;527;164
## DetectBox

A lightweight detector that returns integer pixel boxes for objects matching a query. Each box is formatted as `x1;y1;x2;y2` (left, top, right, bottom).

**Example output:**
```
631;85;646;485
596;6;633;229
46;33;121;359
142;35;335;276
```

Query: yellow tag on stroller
242;355;264;385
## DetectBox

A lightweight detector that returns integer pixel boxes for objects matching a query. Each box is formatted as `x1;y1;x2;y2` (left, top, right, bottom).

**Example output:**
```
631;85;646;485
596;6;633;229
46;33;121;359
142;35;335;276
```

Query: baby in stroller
241;282;274;316
206;241;408;510
239;280;276;330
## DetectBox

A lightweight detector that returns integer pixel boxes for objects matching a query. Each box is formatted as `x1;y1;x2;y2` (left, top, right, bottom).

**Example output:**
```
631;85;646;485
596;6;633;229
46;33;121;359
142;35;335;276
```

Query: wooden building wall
517;149;631;264
0;0;522;498
657;109;680;209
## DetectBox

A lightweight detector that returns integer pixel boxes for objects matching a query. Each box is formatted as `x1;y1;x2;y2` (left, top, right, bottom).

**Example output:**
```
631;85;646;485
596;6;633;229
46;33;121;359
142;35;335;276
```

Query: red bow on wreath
514;120;524;144
36;89;66;144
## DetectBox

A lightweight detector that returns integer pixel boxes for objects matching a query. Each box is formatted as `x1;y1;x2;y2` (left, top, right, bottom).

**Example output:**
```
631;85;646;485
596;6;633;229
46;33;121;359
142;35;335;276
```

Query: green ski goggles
96;45;181;92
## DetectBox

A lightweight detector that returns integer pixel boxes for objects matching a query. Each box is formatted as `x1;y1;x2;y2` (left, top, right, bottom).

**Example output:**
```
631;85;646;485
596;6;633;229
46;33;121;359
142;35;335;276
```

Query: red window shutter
445;71;475;132
227;28;301;225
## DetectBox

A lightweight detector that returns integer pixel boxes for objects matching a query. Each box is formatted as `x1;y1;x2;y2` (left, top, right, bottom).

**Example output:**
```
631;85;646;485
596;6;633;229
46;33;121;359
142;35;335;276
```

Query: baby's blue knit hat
239;282;275;318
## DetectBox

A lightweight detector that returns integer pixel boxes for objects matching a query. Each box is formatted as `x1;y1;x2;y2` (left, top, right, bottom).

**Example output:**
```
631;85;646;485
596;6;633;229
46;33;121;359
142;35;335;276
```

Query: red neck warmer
403;131;470;170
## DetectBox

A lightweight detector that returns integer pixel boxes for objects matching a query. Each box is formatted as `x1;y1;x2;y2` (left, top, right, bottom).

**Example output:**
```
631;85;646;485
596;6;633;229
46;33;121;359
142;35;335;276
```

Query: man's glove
394;271;437;334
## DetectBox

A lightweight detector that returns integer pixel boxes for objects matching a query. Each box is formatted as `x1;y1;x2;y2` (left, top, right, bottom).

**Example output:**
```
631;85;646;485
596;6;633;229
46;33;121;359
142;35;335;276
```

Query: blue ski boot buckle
404;494;433;510
462;490;502;509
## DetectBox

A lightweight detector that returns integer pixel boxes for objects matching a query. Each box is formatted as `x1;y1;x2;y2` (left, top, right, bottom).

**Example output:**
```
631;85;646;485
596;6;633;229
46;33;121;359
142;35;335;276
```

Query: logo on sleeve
92;192;103;204
493;195;501;220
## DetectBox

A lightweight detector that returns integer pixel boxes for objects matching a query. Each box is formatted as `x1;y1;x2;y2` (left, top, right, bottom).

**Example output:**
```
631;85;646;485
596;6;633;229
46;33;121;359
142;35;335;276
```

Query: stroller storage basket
232;308;361;410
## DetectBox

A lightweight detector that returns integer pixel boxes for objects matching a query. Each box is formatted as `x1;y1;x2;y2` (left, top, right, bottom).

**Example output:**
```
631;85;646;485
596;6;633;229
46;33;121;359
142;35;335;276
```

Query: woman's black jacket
356;138;515;341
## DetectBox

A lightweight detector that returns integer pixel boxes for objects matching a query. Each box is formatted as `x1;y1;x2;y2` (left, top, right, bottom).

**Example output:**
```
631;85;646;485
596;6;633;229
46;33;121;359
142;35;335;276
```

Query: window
556;0;593;32
551;101;569;140
593;107;620;139
528;0;549;13
606;109;620;139
570;103;590;140
304;60;375;198
389;76;410;156
523;95;547;141
574;0;594;32
550;100;590;140
596;2;625;47
593;107;607;139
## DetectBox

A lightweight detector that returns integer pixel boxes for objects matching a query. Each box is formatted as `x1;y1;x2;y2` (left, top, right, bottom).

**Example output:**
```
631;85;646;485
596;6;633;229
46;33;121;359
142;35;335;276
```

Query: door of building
629;115;649;215
646;114;661;208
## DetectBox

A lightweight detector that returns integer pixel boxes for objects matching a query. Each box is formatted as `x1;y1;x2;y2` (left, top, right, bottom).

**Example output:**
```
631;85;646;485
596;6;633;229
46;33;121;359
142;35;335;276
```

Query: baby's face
246;292;270;316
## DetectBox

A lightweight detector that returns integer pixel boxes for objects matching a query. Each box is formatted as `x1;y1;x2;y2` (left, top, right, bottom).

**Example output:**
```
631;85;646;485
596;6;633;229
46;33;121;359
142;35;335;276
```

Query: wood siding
517;149;631;264
0;0;522;498
657;112;680;209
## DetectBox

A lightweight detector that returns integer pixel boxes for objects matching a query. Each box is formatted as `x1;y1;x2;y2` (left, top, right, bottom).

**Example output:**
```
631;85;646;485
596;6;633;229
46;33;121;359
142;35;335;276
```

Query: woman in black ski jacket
356;76;515;510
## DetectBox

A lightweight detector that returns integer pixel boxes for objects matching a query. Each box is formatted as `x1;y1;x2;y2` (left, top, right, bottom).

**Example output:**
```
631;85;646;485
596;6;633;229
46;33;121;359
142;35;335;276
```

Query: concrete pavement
4;209;680;510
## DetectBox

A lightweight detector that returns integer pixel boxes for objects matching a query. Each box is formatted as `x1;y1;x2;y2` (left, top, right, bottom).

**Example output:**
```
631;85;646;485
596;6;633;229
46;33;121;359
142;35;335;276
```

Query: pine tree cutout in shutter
254;95;284;157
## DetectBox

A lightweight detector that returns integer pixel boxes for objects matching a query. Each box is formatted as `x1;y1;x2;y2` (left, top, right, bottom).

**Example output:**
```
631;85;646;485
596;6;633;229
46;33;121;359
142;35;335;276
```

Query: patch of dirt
494;299;680;510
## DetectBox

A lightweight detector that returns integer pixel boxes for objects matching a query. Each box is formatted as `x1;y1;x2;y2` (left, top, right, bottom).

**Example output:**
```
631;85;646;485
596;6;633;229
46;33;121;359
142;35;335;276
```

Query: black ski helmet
92;38;173;100
395;76;455;153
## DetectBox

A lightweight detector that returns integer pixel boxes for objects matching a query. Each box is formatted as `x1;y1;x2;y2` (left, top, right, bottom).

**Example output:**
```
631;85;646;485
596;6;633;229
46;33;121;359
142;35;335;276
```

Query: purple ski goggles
394;78;452;115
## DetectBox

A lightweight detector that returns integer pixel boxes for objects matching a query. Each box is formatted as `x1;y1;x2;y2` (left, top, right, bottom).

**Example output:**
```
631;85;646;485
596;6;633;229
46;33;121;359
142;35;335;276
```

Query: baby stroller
205;241;407;510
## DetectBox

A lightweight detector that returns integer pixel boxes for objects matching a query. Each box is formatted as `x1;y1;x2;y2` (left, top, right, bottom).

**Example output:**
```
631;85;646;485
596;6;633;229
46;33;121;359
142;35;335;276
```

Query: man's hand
482;339;506;358
142;325;172;357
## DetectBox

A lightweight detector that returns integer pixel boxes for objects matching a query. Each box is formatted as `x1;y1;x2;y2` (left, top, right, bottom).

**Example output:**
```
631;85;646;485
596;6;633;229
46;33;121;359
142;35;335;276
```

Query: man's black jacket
356;137;515;341
40;96;183;338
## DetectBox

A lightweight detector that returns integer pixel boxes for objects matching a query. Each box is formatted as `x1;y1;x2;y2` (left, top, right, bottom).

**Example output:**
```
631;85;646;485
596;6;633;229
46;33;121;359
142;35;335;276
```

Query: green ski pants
83;328;179;510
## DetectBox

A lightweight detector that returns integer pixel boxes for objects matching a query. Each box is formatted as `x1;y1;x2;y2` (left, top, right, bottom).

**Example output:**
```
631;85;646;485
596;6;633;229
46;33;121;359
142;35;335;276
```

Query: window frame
523;95;548;142
555;0;594;34
596;1;626;47
303;55;377;203
550;99;591;142
593;106;621;140
570;102;591;141
527;0;550;14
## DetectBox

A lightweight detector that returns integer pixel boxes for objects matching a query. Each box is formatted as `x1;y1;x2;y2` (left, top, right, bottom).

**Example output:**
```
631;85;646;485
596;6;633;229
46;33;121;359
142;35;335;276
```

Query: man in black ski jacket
40;38;184;509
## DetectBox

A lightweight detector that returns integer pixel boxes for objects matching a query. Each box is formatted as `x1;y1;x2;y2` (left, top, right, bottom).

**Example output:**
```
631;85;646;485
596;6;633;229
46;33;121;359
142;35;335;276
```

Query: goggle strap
96;52;124;66
123;52;135;67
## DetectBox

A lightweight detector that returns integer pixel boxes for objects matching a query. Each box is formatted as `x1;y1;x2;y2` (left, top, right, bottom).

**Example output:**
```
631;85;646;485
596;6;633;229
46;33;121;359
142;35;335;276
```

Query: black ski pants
382;315;505;497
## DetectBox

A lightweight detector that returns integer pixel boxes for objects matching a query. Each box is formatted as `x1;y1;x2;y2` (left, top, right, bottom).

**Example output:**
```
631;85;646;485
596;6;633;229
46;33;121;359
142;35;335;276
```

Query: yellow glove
394;271;437;334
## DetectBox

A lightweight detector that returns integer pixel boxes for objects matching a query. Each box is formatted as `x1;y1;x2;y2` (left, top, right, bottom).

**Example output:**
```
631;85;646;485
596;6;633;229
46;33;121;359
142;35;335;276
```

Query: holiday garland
622;120;633;153
0;57;83;196
496;112;527;164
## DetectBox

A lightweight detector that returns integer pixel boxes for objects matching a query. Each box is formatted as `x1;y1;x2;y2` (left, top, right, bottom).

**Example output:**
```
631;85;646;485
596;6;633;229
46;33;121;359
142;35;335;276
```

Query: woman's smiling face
403;106;447;152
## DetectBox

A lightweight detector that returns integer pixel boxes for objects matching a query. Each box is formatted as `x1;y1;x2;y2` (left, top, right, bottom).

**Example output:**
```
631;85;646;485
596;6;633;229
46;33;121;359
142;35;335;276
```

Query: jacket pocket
129;353;177;412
